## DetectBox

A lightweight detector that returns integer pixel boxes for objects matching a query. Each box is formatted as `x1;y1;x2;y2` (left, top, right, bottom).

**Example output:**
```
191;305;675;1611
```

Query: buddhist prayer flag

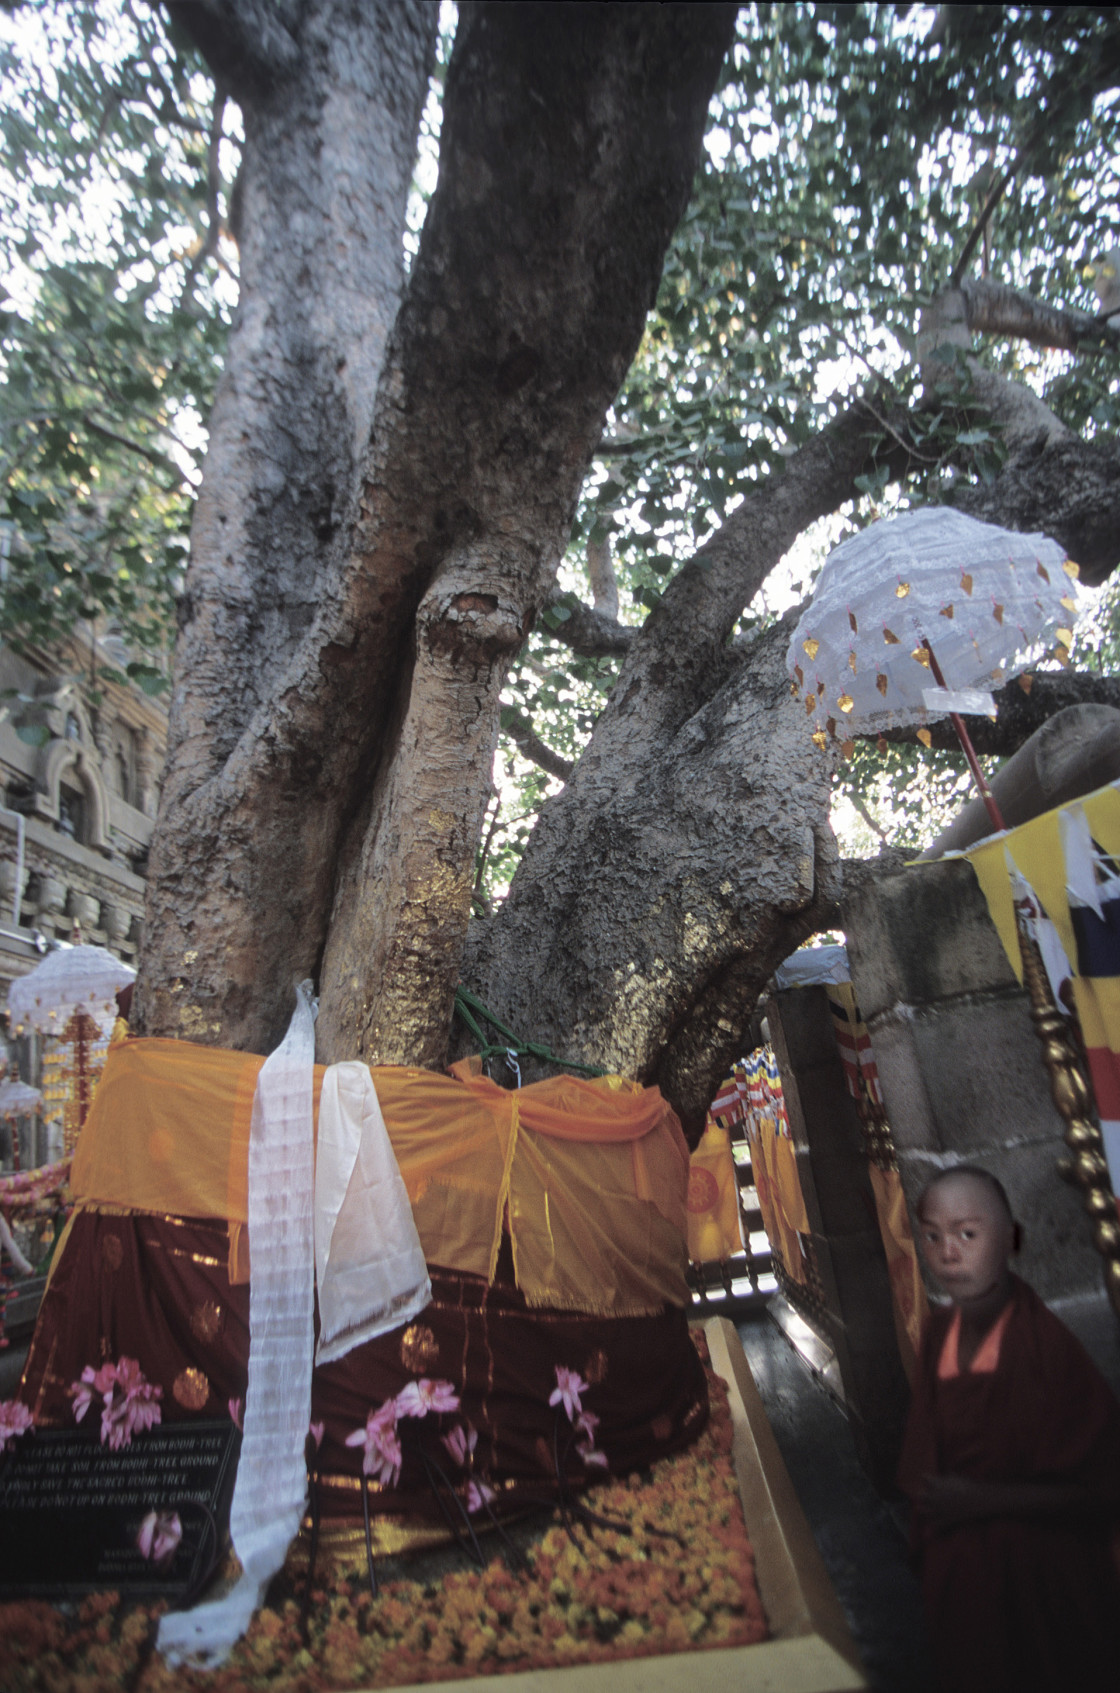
1061;804;1120;1197
740;1049;810;1285
963;777;1120;1210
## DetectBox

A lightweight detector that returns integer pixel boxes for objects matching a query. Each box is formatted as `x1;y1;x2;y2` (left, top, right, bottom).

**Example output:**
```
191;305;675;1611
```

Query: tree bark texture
463;403;881;1136
919;286;1120;585
135;2;737;1061
135;0;436;1048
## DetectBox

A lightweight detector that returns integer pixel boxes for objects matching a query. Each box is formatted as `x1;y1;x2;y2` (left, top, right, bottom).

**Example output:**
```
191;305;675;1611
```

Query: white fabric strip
159;982;317;1666
315;1060;431;1365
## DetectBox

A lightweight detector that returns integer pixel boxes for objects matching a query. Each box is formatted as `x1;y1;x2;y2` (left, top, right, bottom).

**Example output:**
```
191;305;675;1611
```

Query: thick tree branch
958;275;1120;354
164;0;301;96
502;710;574;781
543;590;634;657
572;395;882;775
908;290;1120;585
870;670;1120;757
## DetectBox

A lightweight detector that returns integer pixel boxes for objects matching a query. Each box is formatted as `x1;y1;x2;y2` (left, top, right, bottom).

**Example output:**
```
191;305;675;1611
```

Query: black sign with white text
0;1420;240;1598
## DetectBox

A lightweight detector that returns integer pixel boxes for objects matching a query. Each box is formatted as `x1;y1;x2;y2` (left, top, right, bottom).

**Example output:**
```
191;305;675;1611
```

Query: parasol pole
922;640;1006;833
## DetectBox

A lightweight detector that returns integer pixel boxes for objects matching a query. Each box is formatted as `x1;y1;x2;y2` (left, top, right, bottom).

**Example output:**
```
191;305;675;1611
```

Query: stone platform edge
353;1314;867;1693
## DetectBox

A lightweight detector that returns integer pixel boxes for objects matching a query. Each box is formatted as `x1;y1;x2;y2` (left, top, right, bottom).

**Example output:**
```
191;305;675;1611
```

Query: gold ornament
1018;924;1120;1318
882;626;900;644
992;602;1004;625
1036;561;1051;584
173;1368;211;1411
960;572;973;595
848;610;858;633
939;603;954;620
876;673;889;696
848;651;858;673
1018;674;1034;695
400;1323;440;1374
917;728;932;748
911;646;931;668
837;693;854;713
1063;559;1080;579
811;729;828;749
803;636;820;659
190;1301;224;1344
895;581;910;598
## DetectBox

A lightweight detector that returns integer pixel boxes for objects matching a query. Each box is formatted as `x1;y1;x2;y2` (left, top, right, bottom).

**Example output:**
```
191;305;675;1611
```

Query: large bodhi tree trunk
134;2;738;1062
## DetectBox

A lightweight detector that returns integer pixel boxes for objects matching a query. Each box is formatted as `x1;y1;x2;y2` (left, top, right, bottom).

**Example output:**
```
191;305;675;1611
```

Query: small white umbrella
0;1080;42;1118
8;945;135;1041
787;508;1078;743
786;507;1080;830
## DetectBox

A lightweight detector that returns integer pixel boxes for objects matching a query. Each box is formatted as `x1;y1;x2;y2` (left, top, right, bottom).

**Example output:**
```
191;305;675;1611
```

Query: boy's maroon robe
898;1275;1120;1693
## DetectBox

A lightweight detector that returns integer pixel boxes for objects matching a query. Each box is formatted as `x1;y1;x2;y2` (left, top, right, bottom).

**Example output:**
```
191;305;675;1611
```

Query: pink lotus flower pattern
441;1421;478;1468
345;1399;402;1487
71;1357;161;1450
0;1398;33;1451
136;1509;182;1565
395;1378;460;1419
466;1478;496;1514
549;1366;588;1423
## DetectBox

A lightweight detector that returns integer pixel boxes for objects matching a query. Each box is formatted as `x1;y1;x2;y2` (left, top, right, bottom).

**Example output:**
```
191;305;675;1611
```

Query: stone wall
844;857;1101;1301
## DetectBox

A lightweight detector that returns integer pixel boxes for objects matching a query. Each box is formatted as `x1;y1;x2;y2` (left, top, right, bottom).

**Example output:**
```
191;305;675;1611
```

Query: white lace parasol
0;1079;42;1119
786;508;1079;743
8;945;136;1040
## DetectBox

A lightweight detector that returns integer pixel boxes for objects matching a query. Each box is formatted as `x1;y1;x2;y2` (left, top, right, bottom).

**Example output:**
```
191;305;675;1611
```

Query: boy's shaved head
917;1164;1014;1224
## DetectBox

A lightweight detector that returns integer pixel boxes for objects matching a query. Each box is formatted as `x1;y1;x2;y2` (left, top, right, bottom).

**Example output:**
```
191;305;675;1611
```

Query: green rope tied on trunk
453;986;605;1078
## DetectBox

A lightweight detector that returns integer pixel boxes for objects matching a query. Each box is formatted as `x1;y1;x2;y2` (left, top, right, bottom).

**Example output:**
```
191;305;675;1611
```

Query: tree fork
136;2;738;1058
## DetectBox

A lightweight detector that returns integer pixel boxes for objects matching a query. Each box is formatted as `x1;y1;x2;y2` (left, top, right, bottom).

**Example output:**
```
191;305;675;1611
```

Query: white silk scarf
159;982;316;1666
314;1060;431;1365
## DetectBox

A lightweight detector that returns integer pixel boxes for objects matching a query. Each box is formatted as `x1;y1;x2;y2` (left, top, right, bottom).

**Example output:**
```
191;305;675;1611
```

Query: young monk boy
898;1165;1120;1693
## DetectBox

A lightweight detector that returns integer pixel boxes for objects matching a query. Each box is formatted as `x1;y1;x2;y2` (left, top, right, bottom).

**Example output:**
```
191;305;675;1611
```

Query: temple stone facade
0;631;166;1009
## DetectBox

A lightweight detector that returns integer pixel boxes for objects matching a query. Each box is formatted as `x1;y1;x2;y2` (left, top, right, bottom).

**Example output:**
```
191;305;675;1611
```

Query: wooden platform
377;1316;867;1693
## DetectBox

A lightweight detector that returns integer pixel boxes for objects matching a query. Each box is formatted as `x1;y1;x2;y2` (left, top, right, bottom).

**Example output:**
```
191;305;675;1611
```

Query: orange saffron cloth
70;1040;691;1317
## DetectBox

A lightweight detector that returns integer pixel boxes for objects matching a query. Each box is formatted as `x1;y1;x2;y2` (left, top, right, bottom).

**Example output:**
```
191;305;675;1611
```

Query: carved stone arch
35;739;111;852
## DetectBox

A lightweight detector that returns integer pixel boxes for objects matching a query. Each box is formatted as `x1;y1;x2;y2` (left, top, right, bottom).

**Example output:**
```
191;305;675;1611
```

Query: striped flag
1061;805;1120;1201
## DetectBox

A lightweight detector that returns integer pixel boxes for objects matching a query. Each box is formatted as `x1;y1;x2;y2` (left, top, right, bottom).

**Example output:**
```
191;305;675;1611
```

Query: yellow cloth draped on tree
70;1040;691;1316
